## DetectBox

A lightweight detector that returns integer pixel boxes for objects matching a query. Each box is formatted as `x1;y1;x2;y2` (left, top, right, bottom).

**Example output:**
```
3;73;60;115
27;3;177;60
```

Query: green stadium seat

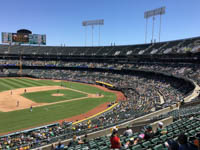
89;143;97;148
192;122;199;128
74;145;81;149
153;144;164;150
99;146;108;150
160;135;167;142
82;147;89;150
186;125;192;130
173;137;178;141
97;141;104;146
132;144;142;150
151;137;159;145
167;132;173;138
174;129;180;136
196;127;200;132
142;141;151;148
172;125;178;129
188;130;196;136
167;127;173;132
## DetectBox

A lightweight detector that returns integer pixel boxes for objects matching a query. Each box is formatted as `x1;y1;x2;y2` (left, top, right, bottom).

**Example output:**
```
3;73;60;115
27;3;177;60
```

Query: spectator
51;143;56;150
178;133;198;150
124;137;138;149
144;125;154;140
110;128;121;149
55;140;64;150
124;125;133;136
77;136;84;144
83;134;89;144
155;121;167;135
68;135;78;147
165;139;179;150
189;136;200;149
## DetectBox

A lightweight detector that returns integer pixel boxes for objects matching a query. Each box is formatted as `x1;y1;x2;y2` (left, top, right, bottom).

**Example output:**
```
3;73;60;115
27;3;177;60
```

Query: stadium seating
61;115;200;150
0;36;199;56
0;36;199;149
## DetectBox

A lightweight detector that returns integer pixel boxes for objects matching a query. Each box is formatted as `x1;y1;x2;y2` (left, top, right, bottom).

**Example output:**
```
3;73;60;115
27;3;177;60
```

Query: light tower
82;19;104;46
144;7;166;43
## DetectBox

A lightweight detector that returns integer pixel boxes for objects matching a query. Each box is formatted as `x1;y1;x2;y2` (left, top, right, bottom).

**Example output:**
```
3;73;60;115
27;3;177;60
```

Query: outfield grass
22;89;87;103
0;78;116;133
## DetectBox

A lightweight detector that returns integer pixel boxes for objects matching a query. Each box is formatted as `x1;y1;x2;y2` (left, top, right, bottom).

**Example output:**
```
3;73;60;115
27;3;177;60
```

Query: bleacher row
61;115;200;150
153;101;200;122
0;36;199;56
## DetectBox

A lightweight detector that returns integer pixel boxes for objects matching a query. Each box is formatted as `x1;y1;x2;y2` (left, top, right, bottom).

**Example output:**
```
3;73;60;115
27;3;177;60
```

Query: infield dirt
0;86;102;112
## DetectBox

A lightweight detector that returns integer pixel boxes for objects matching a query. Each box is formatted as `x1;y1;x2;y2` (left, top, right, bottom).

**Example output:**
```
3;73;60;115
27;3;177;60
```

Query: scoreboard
1;32;12;43
29;34;46;45
2;32;46;45
12;33;29;43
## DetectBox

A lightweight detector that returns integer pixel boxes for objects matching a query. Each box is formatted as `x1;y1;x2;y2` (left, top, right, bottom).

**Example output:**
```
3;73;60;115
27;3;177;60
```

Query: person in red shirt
110;128;121;149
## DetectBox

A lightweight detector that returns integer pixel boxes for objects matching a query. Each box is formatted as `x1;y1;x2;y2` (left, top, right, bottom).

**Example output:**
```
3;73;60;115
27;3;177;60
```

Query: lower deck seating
64;116;200;150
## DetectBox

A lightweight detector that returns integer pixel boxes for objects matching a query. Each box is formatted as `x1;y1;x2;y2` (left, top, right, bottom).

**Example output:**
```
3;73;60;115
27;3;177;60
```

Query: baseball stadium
0;1;200;150
0;78;118;130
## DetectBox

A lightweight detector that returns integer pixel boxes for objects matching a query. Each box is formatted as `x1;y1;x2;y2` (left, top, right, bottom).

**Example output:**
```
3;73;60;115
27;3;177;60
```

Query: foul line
73;103;118;125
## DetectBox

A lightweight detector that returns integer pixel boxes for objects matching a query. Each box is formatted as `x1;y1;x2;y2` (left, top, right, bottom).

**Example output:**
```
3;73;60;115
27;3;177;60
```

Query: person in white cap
155;121;167;135
158;121;163;126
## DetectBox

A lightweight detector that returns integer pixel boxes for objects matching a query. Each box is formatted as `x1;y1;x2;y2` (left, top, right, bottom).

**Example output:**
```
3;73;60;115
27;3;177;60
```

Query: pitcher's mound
88;94;104;98
52;93;64;96
53;80;61;82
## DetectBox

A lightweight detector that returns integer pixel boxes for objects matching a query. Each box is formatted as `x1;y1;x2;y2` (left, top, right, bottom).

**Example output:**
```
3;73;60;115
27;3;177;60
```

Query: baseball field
0;78;116;134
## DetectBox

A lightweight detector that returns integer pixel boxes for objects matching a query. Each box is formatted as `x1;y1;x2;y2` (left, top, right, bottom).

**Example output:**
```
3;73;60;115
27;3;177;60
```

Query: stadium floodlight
144;7;166;43
82;19;104;46
82;19;104;26
144;7;165;19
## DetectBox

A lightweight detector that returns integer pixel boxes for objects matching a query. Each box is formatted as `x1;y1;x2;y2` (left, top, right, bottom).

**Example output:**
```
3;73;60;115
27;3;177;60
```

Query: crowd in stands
52;115;200;150
0;64;196;149
108;118;199;150
1;59;200;86
0;36;199;149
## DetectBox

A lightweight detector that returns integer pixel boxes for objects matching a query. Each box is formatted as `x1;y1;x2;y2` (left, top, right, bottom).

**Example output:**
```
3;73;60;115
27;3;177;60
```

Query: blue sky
0;0;199;46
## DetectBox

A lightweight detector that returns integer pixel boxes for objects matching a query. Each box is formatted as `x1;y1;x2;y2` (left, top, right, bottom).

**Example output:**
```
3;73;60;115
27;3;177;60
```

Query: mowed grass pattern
22;89;87;103
0;78;116;133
